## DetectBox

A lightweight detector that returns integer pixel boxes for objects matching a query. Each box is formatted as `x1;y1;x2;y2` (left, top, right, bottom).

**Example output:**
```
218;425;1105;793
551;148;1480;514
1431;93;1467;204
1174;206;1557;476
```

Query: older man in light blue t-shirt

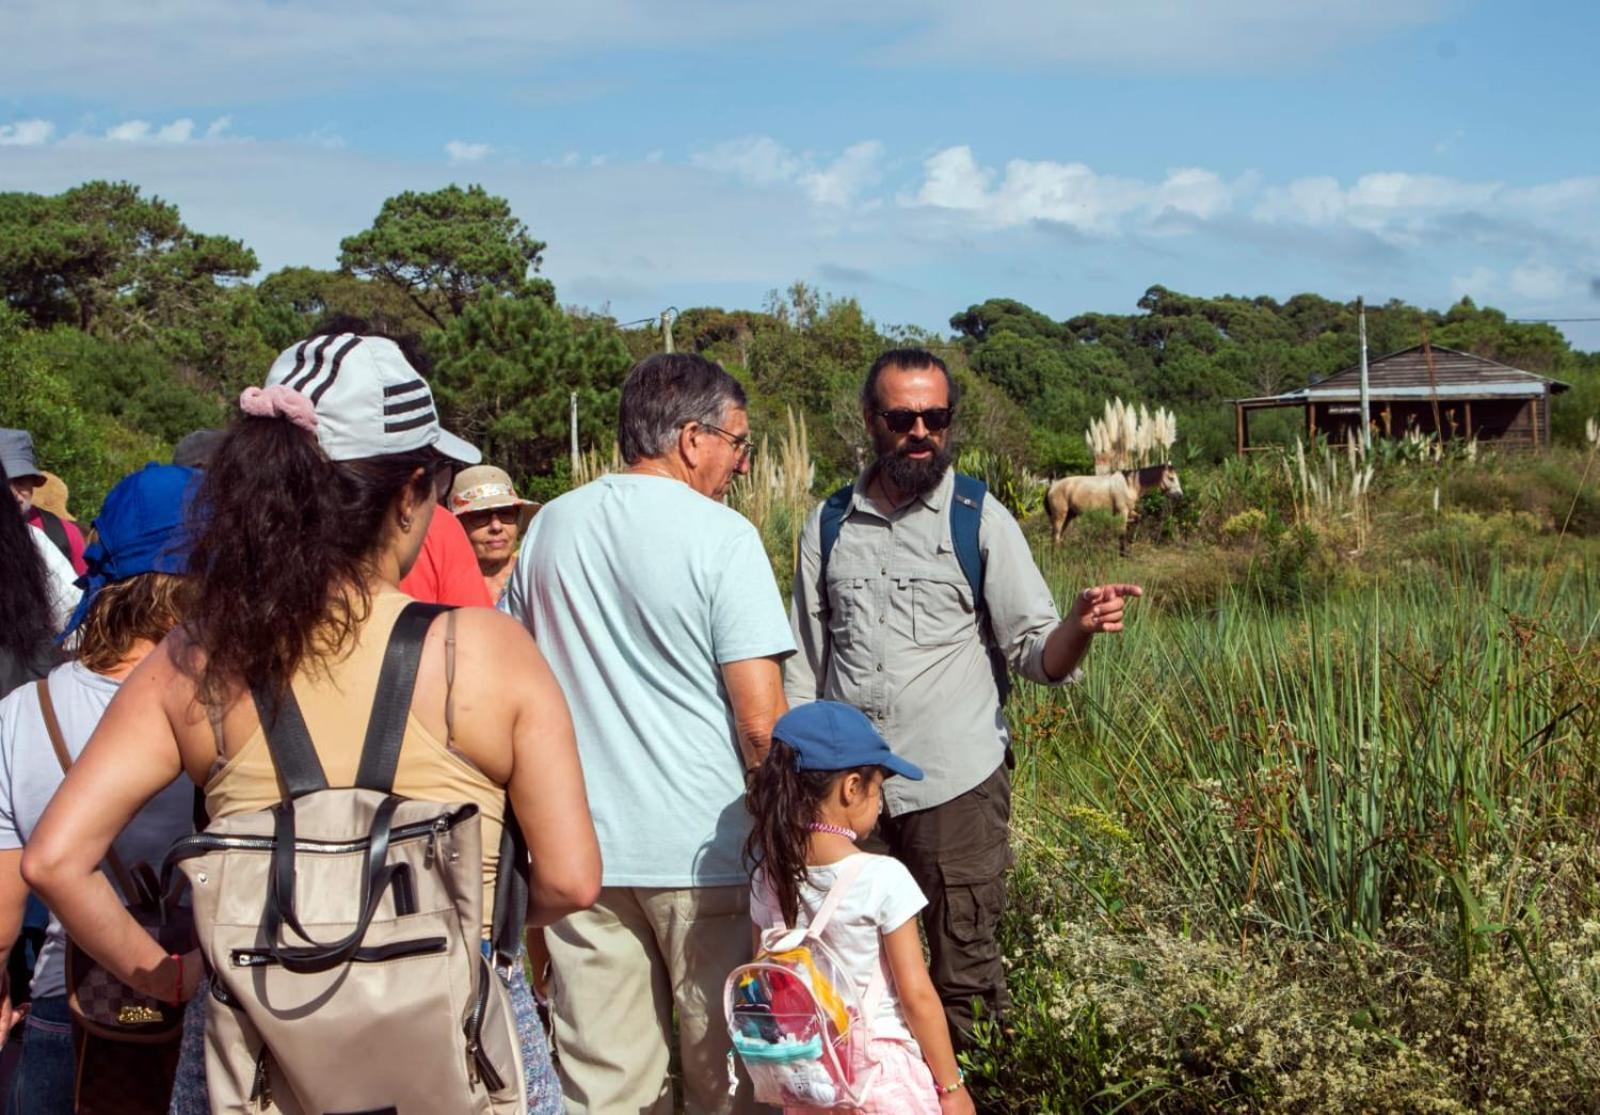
501;353;792;1115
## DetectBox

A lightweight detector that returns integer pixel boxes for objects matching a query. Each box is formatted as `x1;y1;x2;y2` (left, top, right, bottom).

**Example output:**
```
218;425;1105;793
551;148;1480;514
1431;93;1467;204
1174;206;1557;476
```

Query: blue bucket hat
774;701;924;781
61;463;200;639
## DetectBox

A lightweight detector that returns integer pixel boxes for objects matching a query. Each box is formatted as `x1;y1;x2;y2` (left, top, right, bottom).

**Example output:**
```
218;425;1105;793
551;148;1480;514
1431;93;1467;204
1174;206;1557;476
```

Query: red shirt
400;509;493;608
25;508;87;576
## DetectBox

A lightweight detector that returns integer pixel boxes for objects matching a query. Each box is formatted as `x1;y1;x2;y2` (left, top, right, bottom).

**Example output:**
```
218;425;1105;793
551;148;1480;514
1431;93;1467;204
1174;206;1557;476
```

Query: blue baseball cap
61;463;201;639
775;701;923;780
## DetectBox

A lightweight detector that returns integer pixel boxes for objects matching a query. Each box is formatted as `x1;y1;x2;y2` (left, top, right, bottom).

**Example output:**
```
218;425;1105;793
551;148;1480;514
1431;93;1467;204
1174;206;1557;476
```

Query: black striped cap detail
288;334;364;404
385;410;438;433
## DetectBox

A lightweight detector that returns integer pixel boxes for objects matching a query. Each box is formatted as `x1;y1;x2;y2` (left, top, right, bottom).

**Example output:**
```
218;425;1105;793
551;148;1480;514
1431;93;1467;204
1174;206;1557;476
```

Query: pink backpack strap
805;854;869;939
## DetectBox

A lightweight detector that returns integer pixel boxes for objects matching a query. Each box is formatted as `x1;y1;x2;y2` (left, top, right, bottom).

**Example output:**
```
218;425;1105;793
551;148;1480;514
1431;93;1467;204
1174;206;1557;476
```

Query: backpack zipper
249;1046;273;1109
463;959;506;1093
166;804;478;867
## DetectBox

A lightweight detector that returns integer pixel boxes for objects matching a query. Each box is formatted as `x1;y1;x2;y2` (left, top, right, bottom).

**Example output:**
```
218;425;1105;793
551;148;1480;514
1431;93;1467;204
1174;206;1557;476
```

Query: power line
1511;316;1600;323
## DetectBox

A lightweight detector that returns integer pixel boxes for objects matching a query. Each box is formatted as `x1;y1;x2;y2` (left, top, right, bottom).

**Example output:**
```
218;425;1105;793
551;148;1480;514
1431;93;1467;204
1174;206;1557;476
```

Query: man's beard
875;431;953;498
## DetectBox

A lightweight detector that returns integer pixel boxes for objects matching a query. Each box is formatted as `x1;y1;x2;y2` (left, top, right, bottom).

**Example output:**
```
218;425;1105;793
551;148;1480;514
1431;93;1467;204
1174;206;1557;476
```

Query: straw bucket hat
448;465;539;534
32;471;75;522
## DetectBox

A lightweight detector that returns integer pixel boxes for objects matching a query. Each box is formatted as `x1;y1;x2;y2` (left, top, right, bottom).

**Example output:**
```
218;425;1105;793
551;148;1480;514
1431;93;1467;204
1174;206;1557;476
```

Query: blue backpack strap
817;483;855;587
950;474;1011;706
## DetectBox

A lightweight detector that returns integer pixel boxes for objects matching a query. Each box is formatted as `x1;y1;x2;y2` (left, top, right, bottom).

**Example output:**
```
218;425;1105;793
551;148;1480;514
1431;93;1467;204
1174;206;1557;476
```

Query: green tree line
3;179;1596;514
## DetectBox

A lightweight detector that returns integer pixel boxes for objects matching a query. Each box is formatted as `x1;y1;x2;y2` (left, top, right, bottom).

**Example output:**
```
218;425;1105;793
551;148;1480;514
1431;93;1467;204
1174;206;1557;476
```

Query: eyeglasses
460;506;521;529
431;461;457;502
700;423;756;460
875;407;954;434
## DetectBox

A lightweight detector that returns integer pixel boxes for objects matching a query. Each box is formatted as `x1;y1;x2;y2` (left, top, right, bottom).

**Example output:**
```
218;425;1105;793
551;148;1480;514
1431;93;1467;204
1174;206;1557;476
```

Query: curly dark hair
183;415;444;706
0;458;59;685
742;740;880;925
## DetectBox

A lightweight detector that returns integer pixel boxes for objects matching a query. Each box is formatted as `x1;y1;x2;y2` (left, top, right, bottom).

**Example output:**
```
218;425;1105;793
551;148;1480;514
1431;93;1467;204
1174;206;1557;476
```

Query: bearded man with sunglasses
785;348;1141;1051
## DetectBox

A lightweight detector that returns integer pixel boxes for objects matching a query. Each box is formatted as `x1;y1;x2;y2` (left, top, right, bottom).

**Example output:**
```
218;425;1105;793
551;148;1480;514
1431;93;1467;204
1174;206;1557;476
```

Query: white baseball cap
263;334;480;465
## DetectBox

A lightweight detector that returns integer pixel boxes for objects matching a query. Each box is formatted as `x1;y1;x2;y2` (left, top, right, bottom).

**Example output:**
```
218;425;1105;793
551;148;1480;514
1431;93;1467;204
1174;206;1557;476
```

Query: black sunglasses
875;407;954;434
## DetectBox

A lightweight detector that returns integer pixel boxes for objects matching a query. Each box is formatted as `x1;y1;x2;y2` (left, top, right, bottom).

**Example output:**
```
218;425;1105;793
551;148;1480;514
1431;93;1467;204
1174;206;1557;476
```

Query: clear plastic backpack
725;857;885;1110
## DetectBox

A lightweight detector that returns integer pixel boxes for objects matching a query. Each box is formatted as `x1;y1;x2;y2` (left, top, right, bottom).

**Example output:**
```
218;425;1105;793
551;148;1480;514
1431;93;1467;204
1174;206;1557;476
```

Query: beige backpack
163;603;529;1113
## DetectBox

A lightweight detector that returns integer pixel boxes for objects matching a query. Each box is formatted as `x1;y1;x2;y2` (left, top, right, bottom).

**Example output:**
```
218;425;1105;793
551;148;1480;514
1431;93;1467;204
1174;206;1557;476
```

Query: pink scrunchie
239;385;319;433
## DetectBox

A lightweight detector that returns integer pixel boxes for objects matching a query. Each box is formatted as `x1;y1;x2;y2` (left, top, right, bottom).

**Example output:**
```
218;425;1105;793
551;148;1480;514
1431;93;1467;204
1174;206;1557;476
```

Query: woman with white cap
449;466;539;604
22;332;600;1114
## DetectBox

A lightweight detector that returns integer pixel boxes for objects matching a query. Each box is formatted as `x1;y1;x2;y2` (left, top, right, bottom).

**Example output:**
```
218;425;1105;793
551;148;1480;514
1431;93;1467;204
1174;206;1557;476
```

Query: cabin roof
1233;345;1569;408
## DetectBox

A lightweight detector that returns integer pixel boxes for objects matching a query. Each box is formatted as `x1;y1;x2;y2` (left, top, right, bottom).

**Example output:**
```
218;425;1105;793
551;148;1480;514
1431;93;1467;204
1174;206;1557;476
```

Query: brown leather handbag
35;679;191;1113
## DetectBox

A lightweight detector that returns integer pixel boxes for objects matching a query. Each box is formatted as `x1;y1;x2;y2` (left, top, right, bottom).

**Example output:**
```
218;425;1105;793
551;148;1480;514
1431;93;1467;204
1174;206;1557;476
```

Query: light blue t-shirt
501;474;795;887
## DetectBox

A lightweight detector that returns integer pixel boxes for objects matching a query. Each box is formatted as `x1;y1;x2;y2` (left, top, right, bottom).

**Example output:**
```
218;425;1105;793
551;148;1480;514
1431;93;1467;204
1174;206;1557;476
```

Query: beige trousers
547;884;757;1115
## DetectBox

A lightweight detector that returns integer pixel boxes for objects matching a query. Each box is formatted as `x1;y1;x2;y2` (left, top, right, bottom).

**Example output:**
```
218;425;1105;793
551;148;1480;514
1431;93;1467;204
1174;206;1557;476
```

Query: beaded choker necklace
807;822;859;842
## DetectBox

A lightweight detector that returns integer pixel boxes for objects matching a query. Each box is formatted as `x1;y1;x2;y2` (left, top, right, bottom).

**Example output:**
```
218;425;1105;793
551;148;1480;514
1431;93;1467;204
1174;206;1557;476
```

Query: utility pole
569;391;580;478
661;307;677;354
1357;296;1372;454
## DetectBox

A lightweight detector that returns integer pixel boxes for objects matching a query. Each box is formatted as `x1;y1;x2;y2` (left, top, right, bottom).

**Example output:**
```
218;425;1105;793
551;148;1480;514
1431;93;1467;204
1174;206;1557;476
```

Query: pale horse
1045;463;1184;551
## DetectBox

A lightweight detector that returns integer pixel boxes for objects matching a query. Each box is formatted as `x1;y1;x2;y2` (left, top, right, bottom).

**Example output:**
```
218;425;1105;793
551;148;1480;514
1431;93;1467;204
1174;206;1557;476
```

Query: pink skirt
783;1037;940;1115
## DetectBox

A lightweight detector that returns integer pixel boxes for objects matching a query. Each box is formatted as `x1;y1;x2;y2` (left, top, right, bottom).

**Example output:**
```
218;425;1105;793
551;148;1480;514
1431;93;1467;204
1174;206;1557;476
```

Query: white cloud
691;136;804;187
105;118;197;143
1450;265;1497;300
205;116;233;139
445;140;492;164
882;0;1448;69
0;119;54;146
914;146;992;210
1509;262;1575;303
0;0;1451;103
800;141;884;207
908;147;1243;235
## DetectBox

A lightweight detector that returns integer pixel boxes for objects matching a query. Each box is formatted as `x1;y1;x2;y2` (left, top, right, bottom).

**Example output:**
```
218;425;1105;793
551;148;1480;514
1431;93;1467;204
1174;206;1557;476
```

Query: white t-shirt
750;852;928;1043
31;528;81;634
0;661;194;999
501;474;795;886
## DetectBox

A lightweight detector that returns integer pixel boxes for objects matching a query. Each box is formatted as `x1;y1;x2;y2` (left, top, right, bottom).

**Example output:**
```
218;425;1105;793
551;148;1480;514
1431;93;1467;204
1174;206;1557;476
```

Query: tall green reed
1014;551;1600;958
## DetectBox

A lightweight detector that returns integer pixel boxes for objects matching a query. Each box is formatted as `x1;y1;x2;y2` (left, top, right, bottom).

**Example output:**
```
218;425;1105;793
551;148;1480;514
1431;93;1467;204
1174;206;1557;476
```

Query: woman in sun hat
22;331;600;1114
449;465;540;604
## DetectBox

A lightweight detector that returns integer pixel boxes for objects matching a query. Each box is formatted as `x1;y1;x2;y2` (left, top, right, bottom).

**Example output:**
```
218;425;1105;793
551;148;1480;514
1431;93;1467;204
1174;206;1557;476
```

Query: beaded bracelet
935;1069;966;1095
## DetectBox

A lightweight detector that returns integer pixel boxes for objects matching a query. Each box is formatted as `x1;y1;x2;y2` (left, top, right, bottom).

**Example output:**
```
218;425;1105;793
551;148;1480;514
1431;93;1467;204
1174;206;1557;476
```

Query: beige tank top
206;591;506;933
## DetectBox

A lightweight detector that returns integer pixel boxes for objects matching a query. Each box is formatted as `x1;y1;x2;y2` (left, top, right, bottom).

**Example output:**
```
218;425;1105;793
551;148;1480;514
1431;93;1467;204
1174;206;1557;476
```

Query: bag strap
951;473;1010;706
805;854;870;939
251;680;327;800
353;602;451;793
817;483;855;590
489;804;529;976
35;680;142;903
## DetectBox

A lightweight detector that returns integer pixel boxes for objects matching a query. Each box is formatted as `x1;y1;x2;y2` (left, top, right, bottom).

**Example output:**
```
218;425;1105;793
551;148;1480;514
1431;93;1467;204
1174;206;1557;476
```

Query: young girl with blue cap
744;701;975;1114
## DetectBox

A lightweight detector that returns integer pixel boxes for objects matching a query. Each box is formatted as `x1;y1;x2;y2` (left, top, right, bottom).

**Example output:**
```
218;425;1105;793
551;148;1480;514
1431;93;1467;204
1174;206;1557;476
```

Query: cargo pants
873;761;1012;1050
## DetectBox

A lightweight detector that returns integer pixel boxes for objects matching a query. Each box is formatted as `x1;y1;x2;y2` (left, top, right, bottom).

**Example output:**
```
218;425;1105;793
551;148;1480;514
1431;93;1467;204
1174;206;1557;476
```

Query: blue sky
2;1;1598;350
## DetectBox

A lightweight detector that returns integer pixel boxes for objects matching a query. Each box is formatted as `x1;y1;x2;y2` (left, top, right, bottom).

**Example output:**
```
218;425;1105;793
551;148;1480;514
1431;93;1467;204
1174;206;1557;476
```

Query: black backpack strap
34;508;71;565
489;803;529;976
354;602;452;793
251;682;328;800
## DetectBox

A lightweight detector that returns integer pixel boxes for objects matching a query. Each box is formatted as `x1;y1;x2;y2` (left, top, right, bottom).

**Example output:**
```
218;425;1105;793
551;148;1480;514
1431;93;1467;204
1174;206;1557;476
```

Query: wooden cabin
1232;345;1569;455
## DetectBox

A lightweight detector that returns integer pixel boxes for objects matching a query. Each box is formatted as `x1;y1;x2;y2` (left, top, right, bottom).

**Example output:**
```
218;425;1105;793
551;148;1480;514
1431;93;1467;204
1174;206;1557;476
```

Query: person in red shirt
399;506;494;607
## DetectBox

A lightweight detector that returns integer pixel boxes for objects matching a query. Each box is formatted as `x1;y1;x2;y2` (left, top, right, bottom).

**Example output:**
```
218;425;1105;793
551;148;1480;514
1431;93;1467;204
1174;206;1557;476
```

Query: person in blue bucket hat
0;462;202;1114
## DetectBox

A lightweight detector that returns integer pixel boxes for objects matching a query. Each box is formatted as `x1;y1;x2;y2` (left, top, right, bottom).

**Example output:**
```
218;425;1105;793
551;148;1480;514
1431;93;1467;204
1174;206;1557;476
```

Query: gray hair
618;353;748;465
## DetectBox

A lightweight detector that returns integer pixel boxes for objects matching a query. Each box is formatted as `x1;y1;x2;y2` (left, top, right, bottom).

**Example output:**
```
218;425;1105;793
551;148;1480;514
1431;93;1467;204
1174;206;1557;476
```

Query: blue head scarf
61;463;201;640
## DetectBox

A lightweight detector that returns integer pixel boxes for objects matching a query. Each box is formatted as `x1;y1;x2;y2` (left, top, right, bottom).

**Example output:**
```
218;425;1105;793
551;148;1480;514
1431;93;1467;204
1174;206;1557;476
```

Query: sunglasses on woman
875;407;955;434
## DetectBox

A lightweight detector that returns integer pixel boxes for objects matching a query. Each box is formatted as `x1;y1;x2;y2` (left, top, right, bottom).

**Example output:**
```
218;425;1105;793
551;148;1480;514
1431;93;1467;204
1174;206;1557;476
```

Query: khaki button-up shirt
785;467;1077;814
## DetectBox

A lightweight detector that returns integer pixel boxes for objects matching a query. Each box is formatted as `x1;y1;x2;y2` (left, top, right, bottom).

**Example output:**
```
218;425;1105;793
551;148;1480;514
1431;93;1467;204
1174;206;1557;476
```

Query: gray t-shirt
0;661;194;998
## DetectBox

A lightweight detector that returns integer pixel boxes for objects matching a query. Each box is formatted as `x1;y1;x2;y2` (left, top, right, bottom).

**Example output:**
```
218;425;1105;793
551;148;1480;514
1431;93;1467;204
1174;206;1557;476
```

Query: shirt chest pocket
825;570;870;646
911;576;975;647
